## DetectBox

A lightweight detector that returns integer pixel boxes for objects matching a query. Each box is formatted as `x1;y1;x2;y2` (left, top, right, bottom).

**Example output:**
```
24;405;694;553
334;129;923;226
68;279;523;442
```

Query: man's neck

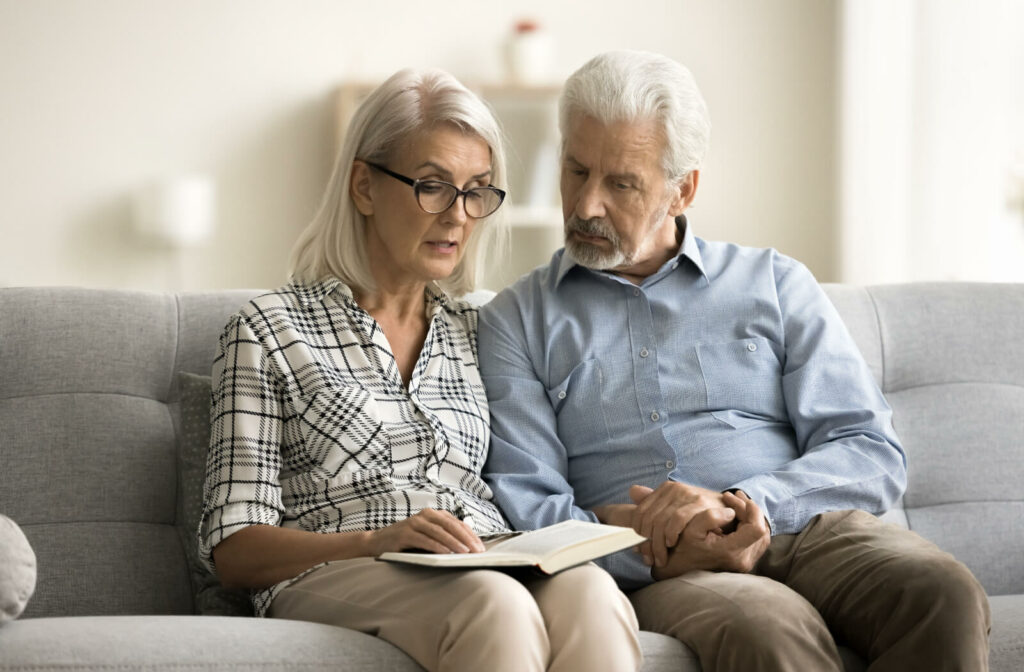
610;217;684;285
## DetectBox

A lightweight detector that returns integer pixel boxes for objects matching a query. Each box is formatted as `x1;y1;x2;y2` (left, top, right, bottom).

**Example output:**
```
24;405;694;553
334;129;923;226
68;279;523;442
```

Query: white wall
0;0;839;291
840;0;1024;285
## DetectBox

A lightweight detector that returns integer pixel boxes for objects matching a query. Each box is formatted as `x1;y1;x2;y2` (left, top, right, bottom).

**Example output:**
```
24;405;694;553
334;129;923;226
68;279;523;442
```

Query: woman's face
353;124;493;289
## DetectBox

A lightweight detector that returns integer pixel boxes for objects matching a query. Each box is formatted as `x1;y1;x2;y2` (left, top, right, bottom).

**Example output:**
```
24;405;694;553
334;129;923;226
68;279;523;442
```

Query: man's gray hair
559;50;710;183
290;68;509;296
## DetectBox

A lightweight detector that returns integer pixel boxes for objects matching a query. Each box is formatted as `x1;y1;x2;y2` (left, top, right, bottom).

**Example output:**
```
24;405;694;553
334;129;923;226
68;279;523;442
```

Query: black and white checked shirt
198;277;510;615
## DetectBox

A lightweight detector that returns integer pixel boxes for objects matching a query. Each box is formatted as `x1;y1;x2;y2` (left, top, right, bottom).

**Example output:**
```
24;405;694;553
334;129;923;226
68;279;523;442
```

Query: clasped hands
595;482;770;580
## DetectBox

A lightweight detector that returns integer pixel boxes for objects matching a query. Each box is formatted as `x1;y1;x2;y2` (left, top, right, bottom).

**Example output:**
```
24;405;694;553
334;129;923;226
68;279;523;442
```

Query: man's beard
564;206;671;271
564;216;628;270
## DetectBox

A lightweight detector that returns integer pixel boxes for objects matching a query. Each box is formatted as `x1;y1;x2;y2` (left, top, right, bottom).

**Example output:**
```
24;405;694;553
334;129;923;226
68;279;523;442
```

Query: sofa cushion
0;615;422;671
0;514;36;623
177;372;253;617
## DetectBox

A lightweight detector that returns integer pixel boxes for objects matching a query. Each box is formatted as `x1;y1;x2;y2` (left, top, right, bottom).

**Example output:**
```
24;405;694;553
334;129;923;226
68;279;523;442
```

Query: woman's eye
418;182;444;194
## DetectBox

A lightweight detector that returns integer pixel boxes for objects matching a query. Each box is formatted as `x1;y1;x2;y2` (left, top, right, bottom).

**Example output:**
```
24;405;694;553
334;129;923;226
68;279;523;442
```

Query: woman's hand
366;508;486;556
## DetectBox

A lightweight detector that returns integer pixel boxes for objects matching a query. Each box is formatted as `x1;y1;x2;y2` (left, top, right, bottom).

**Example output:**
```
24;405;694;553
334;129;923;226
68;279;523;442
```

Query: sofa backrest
1;283;1020;618
0;287;259;617
824;283;1024;596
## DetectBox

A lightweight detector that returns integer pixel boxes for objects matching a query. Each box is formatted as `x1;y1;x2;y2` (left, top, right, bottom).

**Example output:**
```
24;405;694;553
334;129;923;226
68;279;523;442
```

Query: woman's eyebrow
414;161;491;181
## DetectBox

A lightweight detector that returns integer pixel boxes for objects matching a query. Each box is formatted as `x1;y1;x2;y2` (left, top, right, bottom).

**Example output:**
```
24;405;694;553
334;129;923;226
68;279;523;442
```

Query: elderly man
479;50;990;671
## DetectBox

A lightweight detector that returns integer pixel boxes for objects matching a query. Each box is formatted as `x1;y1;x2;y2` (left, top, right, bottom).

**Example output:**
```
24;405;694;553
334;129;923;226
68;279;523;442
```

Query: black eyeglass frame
363;161;506;218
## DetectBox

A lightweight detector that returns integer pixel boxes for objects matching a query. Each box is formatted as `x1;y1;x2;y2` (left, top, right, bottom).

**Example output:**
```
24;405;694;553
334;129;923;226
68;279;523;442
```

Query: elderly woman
197;68;641;672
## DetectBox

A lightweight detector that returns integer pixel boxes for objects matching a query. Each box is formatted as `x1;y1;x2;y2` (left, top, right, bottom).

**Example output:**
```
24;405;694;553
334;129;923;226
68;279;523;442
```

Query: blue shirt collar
555;215;708;287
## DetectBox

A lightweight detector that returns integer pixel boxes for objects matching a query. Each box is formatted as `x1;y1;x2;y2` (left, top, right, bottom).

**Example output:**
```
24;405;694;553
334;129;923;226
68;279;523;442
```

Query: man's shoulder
697;237;808;282
482;249;565;316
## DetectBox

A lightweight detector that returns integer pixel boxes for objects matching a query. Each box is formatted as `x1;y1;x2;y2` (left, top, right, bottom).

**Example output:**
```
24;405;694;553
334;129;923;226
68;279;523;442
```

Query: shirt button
639;348;649;358
557;390;566;399
671;262;679;270
665;460;675;469
633;288;640;297
747;342;757;352
651;411;660;422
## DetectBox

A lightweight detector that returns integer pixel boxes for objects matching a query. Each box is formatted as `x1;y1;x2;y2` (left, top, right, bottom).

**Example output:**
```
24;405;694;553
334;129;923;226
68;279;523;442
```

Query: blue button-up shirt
478;219;906;588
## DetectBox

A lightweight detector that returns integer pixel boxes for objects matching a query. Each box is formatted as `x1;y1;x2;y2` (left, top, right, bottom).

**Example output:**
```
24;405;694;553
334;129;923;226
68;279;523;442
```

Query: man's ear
350;160;374;216
668;170;699;217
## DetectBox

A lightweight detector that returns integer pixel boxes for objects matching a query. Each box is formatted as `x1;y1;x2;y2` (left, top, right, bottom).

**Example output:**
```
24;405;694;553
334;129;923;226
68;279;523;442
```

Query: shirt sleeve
479;293;653;588
197;313;285;573
727;258;908;534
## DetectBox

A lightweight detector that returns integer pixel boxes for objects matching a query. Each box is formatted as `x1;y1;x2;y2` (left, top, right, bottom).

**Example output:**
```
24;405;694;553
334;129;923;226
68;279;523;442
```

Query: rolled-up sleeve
197;313;285;573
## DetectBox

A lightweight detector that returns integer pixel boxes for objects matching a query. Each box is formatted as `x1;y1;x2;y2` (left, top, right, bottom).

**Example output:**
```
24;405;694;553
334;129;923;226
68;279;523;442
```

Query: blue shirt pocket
545;358;611;447
696;337;786;429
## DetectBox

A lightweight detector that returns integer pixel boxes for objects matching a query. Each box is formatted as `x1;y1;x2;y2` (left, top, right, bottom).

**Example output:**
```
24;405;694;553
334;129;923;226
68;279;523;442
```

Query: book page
489;520;628;557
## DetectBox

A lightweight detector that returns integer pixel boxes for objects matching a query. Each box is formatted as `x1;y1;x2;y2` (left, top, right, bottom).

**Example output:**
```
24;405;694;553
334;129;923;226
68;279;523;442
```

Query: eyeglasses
364;161;506;219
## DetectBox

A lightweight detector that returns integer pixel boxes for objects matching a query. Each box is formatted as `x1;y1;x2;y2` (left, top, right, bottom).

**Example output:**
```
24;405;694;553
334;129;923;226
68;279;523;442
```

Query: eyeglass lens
415;181;503;218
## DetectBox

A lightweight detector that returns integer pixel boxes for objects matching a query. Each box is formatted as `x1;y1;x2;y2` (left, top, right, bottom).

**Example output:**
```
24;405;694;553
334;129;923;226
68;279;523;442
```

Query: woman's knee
445;570;546;638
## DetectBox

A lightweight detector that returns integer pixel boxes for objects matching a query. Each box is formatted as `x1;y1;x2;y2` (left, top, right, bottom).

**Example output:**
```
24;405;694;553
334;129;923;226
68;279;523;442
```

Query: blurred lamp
134;175;215;247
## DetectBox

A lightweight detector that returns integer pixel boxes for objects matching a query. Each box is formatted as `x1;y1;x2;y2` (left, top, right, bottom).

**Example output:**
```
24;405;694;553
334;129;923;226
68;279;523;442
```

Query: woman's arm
213;509;487;589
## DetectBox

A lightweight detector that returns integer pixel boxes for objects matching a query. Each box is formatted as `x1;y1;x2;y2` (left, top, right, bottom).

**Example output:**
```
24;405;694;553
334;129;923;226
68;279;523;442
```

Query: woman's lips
426;240;459;254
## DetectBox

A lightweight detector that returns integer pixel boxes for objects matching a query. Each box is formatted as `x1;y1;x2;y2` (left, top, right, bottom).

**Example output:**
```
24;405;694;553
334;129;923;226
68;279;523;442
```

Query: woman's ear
668;170;699;217
350;160;374;216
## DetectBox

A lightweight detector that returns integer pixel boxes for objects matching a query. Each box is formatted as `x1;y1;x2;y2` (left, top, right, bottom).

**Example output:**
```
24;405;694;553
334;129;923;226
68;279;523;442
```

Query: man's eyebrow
414;161;491;181
609;171;641;184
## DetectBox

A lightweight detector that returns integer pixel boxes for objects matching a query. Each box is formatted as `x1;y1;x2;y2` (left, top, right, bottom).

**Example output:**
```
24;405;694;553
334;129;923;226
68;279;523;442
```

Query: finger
722;490;746;515
418;509;486;552
403;530;459;555
685;507;737;539
739;497;769;533
629;484;654;504
410;513;476;553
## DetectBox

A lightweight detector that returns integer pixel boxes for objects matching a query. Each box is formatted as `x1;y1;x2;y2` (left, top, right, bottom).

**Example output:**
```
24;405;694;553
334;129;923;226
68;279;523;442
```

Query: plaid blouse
197;277;510;616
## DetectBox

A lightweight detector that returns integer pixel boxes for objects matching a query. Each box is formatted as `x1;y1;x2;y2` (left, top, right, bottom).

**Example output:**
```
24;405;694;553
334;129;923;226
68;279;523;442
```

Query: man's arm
478;291;654;587
726;258;908;535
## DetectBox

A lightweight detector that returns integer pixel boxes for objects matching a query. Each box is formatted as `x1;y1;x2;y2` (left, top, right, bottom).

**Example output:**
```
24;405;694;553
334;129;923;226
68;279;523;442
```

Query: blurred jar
504;20;554;85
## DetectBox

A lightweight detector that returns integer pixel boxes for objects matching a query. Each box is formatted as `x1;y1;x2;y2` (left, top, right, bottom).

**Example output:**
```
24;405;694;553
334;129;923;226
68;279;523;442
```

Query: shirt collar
290;276;457;318
555;215;708;287
290;276;344;305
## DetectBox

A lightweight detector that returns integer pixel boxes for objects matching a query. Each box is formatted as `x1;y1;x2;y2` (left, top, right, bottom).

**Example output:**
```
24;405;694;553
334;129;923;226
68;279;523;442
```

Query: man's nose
574;178;607;221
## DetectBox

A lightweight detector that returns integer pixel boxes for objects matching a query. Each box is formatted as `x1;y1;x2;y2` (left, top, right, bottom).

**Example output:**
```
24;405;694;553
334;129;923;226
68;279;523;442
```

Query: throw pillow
177;371;253;617
0;514;36;623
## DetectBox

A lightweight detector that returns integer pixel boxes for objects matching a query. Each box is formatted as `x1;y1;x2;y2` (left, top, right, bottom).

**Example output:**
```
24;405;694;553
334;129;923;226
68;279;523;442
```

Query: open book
378;519;646;575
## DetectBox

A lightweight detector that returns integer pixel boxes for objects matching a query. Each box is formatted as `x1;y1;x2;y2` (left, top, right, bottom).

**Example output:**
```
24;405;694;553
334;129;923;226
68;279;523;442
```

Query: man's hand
652;491;770;580
629;482;733;568
590;502;638;529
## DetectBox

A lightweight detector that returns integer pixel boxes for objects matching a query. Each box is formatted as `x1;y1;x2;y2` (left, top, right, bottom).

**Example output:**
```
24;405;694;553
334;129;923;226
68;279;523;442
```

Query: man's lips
571;230;608;244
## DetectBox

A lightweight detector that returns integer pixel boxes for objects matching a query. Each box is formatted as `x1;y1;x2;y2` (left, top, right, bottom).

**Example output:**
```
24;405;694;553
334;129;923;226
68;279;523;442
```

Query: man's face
560;114;693;274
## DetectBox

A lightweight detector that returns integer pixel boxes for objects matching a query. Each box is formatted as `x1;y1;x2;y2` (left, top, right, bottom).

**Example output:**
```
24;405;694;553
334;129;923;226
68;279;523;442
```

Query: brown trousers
630;509;991;672
268;558;642;672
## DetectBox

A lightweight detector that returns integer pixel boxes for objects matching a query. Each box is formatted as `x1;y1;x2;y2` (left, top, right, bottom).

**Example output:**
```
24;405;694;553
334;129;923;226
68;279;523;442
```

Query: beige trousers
629;509;991;672
268;558;642;672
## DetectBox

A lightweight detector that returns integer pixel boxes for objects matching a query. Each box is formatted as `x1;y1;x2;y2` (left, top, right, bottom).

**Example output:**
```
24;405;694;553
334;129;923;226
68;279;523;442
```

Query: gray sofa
0;283;1021;671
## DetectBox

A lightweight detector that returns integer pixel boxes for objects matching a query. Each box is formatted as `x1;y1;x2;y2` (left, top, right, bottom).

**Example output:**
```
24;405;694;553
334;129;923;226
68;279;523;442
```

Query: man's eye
615;182;631;190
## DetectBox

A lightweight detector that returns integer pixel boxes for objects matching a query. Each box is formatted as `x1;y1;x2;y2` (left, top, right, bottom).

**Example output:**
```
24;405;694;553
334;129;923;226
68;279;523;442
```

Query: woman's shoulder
227;278;348;335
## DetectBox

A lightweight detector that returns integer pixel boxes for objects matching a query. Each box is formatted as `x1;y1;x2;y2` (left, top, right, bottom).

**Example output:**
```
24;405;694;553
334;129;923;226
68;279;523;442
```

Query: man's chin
566;240;624;271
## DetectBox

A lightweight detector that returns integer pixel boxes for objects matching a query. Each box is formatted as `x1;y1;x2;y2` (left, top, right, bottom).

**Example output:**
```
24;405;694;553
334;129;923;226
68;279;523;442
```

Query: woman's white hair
559;50;710;183
290;68;508;296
